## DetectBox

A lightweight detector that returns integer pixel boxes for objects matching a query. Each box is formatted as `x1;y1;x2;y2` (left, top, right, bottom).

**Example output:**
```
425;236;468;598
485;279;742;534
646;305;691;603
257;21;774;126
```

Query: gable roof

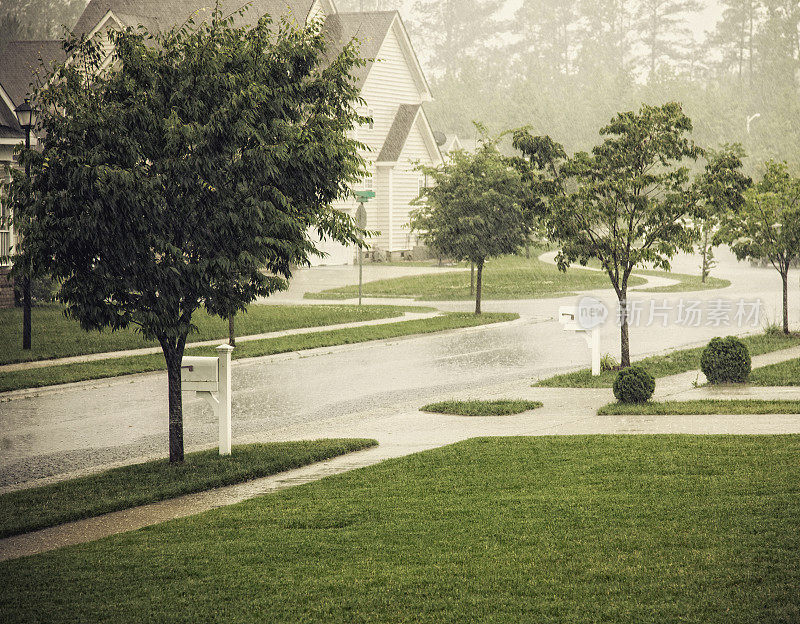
0;40;65;108
323;11;395;89
329;11;430;100
376;104;420;163
74;0;319;36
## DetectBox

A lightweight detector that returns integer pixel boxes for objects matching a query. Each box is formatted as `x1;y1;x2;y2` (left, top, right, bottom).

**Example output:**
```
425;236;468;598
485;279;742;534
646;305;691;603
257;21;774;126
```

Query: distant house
0;0;442;300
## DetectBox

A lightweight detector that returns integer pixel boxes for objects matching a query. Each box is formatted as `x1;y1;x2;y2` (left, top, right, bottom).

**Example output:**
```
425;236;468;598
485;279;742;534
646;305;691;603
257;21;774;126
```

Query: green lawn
0;440;377;539
306;255;647;301
0;303;422;366
633;271;731;293
420;399;543;416
750;358;800;386
536;331;800;388
2;436;798;623
0;313;518;393
598;399;800;415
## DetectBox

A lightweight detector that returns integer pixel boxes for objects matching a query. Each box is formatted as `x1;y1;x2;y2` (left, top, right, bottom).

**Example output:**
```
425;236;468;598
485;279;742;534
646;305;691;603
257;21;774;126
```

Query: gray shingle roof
323;11;396;89
73;0;318;36
0;40;65;108
376;103;420;163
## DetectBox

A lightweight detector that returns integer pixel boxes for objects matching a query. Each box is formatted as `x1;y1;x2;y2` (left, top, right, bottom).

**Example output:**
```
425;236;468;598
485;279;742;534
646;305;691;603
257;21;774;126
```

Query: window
362;166;374;192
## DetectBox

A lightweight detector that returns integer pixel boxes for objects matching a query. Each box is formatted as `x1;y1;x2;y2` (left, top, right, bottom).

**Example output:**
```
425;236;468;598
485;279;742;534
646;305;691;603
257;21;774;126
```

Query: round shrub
613;366;655;403
700;336;751;384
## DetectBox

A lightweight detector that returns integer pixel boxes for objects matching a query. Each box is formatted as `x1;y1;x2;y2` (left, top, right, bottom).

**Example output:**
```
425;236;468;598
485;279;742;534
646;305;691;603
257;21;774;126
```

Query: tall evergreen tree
410;0;505;77
634;0;702;79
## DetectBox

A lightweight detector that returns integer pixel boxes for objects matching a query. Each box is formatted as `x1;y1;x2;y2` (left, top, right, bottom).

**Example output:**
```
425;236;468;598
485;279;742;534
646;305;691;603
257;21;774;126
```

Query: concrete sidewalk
0;310;440;373
2;346;799;562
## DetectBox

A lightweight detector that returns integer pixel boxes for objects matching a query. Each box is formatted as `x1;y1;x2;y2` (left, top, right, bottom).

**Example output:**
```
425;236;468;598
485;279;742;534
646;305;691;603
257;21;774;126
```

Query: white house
0;0;442;297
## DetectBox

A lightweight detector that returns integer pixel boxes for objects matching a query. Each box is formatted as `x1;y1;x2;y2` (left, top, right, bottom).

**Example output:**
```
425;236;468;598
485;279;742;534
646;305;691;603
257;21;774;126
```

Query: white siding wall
392;120;433;251
358;23;424;158
311;18;436;262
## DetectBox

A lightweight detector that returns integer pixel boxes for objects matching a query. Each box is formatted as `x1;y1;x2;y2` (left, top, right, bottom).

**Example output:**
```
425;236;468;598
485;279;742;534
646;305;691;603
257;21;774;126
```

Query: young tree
718;161;800;334
410;135;529;314
694;144;751;282
550;102;703;367
8;9;368;463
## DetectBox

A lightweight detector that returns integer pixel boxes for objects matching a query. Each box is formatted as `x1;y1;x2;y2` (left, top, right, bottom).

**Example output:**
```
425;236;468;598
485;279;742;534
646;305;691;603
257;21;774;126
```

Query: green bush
613;366;655;403
700;336;751;384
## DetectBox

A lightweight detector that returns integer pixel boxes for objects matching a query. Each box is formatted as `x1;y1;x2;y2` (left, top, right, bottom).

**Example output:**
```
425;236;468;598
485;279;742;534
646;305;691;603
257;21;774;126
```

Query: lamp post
15;98;36;351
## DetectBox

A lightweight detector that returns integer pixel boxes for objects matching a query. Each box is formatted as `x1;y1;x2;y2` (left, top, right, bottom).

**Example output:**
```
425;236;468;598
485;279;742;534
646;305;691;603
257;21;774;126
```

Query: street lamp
15;98;36;351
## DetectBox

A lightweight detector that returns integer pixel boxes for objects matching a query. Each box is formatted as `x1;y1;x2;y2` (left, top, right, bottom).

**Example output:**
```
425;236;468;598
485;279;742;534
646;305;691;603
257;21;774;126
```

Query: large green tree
410;134;529;314
694;144;751;282
718;161;800;334
549;102;704;367
8;8;368;463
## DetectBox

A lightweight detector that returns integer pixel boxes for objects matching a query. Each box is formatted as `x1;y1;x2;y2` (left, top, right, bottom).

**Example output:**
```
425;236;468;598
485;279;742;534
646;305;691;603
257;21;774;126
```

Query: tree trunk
470;263;475;297
782;269;789;334
228;314;236;347
162;343;185;463
22;275;31;350
475;259;484;315
619;292;630;367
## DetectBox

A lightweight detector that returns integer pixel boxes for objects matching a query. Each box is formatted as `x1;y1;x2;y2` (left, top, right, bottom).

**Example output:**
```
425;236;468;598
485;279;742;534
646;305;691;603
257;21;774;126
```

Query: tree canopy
410;133;529;314
718;160;800;333
8;7;369;462
549;102;704;366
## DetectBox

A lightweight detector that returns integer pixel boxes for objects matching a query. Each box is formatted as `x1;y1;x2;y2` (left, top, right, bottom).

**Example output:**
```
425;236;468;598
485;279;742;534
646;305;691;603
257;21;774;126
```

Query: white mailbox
181;356;219;392
181;344;234;456
558;300;603;377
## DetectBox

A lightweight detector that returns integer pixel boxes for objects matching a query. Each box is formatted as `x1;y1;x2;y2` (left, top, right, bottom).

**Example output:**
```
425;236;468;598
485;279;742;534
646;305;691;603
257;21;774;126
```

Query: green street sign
354;190;376;202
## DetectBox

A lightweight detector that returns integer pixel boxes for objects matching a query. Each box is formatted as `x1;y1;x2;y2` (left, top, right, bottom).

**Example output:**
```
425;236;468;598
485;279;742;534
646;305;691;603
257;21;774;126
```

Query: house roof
73;0;319;36
376;103;420;163
323;11;395;89
0;40;65;108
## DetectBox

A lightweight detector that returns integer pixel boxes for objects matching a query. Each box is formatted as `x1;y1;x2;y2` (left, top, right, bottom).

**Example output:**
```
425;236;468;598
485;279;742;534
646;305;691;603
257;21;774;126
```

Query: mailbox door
181;356;219;392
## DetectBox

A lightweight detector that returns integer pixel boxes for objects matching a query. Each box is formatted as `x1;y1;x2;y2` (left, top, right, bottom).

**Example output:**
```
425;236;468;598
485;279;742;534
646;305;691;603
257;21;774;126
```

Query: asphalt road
1;248;798;490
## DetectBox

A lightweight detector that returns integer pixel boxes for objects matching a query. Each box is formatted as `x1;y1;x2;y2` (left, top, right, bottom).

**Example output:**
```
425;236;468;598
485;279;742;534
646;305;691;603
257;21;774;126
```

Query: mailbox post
558;303;602;376
181;344;234;455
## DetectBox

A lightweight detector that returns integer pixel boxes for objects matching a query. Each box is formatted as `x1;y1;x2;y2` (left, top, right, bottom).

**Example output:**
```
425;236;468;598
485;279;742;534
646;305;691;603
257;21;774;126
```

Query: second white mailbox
181;356;220;392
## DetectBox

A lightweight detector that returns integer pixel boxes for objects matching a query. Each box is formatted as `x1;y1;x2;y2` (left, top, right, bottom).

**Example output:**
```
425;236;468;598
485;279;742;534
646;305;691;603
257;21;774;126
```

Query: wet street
1;249;799;490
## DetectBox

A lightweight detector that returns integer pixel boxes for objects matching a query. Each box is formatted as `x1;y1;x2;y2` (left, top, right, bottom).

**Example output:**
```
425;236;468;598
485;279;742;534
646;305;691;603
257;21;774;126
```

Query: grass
0;312;518;393
536;331;800;388
2;435;799;623
0;440;377;539
598;399;800;415
633;271;731;293
305;254;647;301
0;303;422;366
420;399;543;416
750;358;800;386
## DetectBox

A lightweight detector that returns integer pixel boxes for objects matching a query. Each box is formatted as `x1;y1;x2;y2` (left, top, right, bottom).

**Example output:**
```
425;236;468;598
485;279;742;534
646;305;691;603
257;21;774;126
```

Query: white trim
0;83;17;114
388;168;394;252
389;14;432;102
86;10;125;42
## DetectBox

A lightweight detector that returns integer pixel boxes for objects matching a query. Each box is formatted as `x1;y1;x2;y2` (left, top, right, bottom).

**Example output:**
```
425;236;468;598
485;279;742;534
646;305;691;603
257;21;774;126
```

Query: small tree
694;144;751;282
8;9;368;463
550;103;704;367
718;161;800;334
410;135;529;314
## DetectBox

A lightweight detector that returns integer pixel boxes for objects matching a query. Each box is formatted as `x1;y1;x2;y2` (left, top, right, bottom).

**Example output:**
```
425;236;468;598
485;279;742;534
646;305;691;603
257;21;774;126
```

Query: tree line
340;0;800;174
412;103;800;367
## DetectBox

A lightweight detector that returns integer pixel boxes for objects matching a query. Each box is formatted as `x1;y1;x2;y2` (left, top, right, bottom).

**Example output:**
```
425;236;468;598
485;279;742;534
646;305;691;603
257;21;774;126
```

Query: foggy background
2;0;798;172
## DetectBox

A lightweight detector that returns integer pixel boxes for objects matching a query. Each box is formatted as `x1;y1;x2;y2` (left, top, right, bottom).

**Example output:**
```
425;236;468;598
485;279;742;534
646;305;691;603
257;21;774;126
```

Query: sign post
353;190;374;307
